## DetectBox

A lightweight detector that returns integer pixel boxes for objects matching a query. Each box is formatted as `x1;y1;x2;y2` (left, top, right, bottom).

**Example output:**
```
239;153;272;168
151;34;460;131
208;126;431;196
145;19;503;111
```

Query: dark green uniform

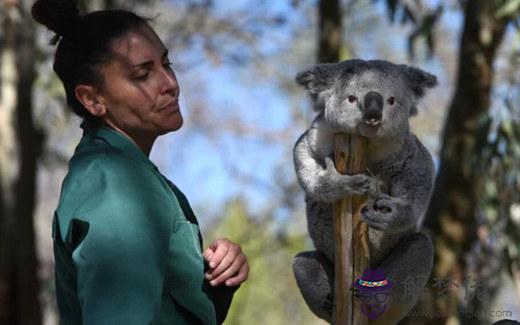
52;125;236;324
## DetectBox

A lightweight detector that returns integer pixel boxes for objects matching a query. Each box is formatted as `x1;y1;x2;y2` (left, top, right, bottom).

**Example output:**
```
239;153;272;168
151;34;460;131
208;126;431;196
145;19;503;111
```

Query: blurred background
1;0;520;324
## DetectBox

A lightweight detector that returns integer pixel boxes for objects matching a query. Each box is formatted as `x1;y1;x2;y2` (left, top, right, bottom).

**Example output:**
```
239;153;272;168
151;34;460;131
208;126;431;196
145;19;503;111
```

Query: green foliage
377;0;443;58
496;0;520;18
204;199;325;325
476;102;520;271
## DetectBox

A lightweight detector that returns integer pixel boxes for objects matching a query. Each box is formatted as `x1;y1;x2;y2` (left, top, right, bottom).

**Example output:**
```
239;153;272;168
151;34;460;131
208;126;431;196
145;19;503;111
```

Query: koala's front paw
344;174;381;196
323;156;382;197
361;194;415;233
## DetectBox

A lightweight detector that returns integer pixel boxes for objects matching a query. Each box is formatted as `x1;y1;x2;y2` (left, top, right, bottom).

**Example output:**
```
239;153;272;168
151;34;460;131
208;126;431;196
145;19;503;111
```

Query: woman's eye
133;70;150;81
348;95;357;103
387;96;396;105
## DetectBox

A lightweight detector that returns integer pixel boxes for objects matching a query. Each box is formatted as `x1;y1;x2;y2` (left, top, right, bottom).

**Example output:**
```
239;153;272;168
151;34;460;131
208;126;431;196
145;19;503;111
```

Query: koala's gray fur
292;59;436;323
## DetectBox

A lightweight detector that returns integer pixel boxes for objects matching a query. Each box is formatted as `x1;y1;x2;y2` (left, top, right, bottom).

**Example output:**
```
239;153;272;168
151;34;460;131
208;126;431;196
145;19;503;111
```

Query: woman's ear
75;84;106;117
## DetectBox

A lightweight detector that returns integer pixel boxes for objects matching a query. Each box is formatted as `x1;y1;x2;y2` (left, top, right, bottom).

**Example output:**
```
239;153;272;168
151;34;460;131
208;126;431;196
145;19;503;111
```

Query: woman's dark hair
31;0;149;126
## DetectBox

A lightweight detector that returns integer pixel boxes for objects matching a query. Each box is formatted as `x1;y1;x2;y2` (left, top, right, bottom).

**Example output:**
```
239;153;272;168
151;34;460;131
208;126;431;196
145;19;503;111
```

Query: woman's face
96;24;182;144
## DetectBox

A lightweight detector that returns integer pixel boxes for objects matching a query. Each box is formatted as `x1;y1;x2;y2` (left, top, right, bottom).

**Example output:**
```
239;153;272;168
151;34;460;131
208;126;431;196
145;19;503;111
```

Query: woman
31;0;249;324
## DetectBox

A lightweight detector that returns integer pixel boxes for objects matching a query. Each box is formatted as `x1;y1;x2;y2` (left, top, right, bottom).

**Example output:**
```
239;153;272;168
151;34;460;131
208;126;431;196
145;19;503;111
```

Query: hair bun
31;0;80;39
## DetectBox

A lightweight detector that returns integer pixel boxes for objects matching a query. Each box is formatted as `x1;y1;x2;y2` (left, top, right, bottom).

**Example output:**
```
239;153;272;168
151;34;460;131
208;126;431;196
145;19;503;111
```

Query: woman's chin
161;114;183;134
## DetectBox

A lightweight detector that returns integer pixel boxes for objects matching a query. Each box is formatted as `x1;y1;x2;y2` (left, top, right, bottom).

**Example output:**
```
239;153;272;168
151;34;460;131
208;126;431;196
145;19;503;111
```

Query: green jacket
53;125;236;324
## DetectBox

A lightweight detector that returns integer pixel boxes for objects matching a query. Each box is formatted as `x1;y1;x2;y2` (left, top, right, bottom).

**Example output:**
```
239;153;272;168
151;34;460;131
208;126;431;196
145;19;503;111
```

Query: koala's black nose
363;91;383;122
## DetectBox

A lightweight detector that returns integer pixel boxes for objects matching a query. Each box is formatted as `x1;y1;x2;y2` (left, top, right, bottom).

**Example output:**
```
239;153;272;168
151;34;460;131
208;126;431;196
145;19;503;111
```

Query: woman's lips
160;100;179;112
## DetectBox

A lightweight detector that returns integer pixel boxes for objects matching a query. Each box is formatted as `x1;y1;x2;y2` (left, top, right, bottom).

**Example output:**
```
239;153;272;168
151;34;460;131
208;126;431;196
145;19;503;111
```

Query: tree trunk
318;0;342;63
415;1;510;324
0;1;43;324
333;135;369;325
317;1;371;323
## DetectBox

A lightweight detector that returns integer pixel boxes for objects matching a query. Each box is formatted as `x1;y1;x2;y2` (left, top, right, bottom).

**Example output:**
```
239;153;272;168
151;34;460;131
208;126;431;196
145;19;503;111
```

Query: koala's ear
400;65;438;98
295;63;337;93
295;63;337;111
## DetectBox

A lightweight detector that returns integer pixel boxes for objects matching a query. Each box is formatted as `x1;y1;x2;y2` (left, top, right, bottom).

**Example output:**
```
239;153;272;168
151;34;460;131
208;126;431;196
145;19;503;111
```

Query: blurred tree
0;0;43;324
0;1;157;324
318;0;342;62
379;0;443;59
423;1;519;324
456;31;520;322
377;0;520;324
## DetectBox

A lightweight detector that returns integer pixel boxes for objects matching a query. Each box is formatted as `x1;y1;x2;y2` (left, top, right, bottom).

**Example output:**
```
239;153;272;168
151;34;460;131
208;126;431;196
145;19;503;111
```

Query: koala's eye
387;96;396;105
347;95;358;103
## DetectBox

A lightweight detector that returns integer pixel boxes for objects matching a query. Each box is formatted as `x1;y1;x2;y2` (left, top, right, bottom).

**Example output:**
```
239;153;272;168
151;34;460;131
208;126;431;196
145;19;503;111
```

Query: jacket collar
82;124;157;170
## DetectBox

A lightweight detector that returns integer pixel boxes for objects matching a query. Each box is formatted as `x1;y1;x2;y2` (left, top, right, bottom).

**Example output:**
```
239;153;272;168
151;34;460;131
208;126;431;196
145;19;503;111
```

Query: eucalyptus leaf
496;0;520;18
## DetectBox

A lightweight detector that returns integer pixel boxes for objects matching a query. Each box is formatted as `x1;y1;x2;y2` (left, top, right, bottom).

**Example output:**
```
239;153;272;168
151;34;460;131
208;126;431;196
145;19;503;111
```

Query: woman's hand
203;238;249;287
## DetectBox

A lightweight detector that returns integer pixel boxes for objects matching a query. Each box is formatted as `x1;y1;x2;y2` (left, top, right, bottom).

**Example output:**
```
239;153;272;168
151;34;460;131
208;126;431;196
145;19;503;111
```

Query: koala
292;59;436;323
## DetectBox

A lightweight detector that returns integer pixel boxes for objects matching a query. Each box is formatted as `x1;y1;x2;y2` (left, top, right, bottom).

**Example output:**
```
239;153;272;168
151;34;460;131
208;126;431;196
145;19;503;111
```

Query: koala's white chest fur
309;115;405;184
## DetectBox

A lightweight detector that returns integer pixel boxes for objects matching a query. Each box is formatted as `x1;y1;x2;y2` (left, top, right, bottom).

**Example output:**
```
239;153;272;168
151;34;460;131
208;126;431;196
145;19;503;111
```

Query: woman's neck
102;121;156;156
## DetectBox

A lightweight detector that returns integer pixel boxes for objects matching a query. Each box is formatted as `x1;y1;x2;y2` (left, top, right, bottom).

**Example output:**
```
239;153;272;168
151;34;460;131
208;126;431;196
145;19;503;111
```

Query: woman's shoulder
58;138;172;218
65;137;158;186
55;139;177;249
70;137;137;170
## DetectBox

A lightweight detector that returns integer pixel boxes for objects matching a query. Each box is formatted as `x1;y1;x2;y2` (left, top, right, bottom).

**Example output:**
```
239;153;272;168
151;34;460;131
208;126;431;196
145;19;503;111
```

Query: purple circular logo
353;268;393;320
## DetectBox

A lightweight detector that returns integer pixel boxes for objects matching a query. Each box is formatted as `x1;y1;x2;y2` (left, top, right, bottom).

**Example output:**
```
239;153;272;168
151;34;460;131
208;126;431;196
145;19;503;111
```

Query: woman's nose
159;67;179;96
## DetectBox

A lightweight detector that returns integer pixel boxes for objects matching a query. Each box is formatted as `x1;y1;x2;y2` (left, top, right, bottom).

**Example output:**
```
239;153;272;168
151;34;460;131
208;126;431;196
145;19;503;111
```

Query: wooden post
332;134;370;325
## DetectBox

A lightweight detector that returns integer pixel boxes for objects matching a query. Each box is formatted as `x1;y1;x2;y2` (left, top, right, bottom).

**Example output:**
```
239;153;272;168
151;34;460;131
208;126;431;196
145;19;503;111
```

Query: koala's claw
310;157;384;202
373;194;396;213
361;195;414;233
367;176;384;197
345;174;383;198
346;175;371;195
361;200;387;231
